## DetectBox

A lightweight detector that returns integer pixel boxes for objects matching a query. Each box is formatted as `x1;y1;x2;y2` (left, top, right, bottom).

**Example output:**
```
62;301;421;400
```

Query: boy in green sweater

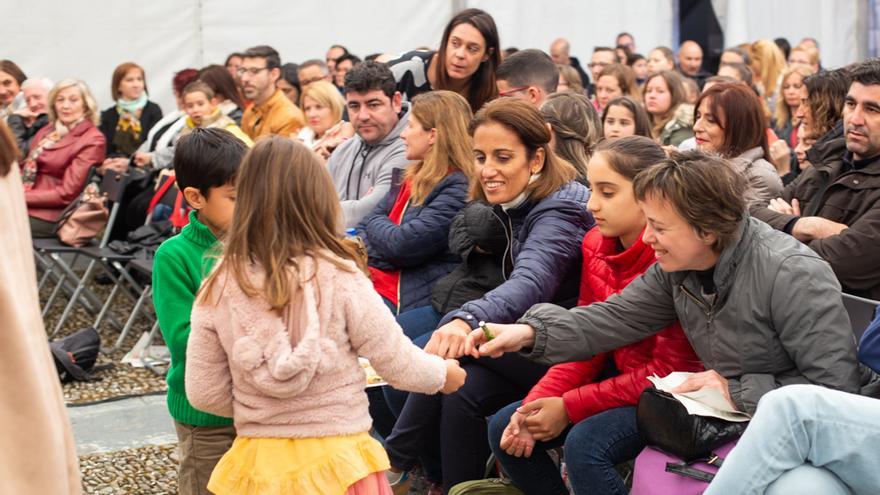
152;128;247;495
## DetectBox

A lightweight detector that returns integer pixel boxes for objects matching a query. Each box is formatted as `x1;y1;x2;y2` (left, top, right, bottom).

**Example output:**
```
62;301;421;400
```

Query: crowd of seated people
5;8;880;495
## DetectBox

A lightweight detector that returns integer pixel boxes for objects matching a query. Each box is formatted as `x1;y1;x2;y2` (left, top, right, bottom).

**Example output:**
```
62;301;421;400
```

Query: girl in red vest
487;136;704;495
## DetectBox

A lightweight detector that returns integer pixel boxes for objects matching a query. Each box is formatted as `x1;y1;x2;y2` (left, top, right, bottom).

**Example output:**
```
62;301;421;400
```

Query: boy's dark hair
242;45;281;70
344;60;396;99
173;128;247;197
496;49;558;95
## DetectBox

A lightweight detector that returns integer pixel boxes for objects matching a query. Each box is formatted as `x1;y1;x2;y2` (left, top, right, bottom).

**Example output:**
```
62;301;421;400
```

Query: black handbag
49;327;113;383
636;386;748;462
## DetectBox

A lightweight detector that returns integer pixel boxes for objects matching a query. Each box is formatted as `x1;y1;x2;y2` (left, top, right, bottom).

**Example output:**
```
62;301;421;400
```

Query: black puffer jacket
436;181;593;328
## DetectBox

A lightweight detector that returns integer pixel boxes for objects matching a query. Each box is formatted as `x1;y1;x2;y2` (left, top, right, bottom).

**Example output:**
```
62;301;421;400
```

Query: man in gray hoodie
328;61;410;227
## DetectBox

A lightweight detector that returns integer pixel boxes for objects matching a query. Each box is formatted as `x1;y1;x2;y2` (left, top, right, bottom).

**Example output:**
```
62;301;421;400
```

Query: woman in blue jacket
384;98;593;492
357;90;474;321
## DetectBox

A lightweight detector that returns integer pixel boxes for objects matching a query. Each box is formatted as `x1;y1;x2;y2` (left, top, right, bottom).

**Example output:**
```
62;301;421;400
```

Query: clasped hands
767;197;848;242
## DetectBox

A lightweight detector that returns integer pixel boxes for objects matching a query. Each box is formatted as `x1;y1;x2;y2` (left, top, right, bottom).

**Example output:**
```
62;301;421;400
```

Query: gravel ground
80;444;178;494
40;274;169;405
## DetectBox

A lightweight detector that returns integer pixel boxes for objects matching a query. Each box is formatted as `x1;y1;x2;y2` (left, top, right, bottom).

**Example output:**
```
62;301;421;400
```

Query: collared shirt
240;89;305;139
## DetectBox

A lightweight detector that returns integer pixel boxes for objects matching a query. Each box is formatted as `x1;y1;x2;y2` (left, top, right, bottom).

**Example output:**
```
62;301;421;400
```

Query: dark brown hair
597;64;641;100
198;64;244;109
435;8;500;112
111;62;147;100
0;60;27;86
602;96;653;139
643;70;687;136
804;69;849;139
469;98;577;202
633;149;747;252
0;121;16;175
594;135;666;181
695;82;769;159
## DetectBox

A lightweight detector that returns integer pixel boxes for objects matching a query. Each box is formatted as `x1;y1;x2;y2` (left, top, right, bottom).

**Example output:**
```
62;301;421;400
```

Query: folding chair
40;170;146;337
842;292;880;341
105;255;157;354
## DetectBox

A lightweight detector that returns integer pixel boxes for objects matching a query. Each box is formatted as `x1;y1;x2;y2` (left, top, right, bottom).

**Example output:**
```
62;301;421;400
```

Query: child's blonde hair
199;137;365;312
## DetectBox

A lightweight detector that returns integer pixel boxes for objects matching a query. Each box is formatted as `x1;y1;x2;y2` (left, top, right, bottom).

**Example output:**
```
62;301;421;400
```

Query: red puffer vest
523;227;704;423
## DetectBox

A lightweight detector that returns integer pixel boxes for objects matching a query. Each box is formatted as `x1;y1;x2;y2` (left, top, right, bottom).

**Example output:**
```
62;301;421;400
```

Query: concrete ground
69;394;176;455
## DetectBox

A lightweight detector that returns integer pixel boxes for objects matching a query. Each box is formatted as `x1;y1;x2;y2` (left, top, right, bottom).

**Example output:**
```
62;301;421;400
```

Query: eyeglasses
498;86;530;97
236;66;270;77
587;62;611;69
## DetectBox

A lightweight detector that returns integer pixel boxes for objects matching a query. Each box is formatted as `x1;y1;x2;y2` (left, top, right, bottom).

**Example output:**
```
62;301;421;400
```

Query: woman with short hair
472;149;862;421
296;80;345;148
22;79;105;237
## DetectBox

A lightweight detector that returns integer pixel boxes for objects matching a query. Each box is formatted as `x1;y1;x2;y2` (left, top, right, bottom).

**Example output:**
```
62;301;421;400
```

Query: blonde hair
406;91;474;205
750;39;787;97
199;137;365;312
300;80;345;124
774;66;813;128
556;64;584;94
47;78;100;125
789;46;820;68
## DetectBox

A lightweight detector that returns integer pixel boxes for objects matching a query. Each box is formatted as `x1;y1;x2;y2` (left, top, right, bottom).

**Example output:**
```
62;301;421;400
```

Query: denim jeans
386;354;548;492
706;385;880;495
488;402;643;495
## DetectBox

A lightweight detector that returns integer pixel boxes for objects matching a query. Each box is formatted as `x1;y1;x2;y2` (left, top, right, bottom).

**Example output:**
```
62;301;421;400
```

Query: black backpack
49;327;112;382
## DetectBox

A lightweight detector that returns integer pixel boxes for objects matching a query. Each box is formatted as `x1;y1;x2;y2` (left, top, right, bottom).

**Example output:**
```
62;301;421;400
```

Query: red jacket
524;227;703;424
24;120;105;222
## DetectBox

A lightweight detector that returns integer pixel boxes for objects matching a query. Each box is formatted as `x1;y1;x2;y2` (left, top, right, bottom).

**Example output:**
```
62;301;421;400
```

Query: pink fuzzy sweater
185;254;447;438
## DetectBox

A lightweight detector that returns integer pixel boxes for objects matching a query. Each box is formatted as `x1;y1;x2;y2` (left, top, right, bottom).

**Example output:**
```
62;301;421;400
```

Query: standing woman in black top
98;62;162;175
387;8;500;113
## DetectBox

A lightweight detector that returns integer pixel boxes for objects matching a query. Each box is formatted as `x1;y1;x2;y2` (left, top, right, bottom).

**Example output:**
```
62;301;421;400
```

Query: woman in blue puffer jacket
357;90;474;321
383;98;594;493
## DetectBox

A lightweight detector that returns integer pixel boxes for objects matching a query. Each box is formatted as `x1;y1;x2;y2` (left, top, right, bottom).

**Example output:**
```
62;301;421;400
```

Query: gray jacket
729;146;783;208
518;216;863;414
328;102;410;228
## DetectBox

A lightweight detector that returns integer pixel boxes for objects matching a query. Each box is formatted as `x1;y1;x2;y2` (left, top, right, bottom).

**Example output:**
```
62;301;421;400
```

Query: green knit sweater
153;211;233;426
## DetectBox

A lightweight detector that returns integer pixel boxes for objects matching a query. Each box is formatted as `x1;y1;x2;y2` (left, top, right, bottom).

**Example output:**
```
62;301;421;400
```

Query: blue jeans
488;402;643;495
705;385;880;495
386;355;548;492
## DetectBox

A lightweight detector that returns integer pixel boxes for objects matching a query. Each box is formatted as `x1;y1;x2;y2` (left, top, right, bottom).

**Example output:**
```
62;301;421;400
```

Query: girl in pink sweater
185;137;466;495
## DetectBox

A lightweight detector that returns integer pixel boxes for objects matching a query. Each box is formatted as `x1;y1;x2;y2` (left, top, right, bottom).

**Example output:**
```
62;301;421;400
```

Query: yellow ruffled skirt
207;432;391;495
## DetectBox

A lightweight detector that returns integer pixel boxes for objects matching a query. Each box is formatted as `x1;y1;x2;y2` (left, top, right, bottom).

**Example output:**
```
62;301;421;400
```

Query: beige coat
0;164;81;493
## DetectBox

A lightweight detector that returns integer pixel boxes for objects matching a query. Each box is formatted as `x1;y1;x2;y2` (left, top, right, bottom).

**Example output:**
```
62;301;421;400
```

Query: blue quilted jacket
439;180;593;328
357;169;469;313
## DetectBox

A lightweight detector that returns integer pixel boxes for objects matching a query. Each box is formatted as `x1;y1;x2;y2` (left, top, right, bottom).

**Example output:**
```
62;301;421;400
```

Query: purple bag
630;441;737;495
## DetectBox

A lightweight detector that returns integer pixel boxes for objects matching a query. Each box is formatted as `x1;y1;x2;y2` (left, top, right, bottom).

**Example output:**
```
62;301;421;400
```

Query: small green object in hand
478;321;494;341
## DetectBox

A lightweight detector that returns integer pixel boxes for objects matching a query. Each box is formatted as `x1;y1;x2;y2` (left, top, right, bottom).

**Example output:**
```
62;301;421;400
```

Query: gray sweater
328;103;410;228
518;216;864;414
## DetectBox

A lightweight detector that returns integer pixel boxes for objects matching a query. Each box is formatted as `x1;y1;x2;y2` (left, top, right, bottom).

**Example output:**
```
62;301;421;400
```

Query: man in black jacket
753;59;880;299
549;38;591;94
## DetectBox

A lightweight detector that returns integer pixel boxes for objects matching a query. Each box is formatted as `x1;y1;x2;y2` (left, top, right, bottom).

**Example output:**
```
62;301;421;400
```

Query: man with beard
327;61;410;227
238;45;305;139
755;59;880;299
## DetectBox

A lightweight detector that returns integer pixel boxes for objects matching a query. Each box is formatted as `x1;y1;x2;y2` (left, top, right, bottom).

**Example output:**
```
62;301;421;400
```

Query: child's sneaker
386;469;410;495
